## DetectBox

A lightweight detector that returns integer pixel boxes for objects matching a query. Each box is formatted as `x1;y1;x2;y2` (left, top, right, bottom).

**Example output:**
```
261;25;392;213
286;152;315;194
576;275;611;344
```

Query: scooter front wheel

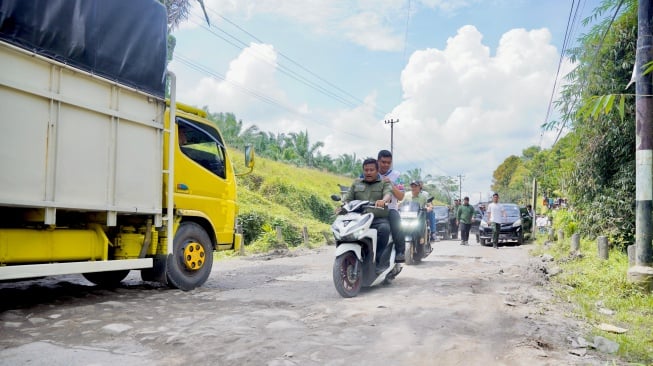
333;252;362;298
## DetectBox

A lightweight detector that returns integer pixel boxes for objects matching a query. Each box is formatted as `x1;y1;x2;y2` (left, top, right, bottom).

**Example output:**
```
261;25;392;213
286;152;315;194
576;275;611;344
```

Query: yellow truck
0;0;253;290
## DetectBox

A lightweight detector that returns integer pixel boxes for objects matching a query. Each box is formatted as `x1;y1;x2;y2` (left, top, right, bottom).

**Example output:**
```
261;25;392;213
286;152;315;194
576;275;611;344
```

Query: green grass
531;234;653;363
231;152;349;254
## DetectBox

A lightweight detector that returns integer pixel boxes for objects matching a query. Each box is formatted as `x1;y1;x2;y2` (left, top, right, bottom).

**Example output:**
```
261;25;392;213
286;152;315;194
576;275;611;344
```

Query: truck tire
83;270;130;287
166;222;214;291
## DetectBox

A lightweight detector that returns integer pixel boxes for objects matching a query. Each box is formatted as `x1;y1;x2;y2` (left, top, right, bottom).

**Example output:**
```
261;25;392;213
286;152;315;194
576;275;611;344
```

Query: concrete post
557;229;564;242
597;236;609;260
628;244;636;266
548;228;555;241
302;226;309;246
276;226;284;247
571;233;580;253
237;224;245;256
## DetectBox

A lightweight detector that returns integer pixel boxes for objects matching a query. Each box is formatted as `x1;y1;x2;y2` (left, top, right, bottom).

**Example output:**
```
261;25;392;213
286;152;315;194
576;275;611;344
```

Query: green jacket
456;203;475;224
345;177;392;218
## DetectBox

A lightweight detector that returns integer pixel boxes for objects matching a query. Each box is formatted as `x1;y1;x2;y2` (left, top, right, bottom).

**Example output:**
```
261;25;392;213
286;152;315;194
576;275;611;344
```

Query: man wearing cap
456;196;475;245
343;158;393;270
377;150;406;263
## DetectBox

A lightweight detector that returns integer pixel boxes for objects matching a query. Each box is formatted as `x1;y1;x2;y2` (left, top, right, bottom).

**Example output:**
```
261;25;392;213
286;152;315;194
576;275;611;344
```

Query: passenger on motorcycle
340;158;393;271
403;181;436;239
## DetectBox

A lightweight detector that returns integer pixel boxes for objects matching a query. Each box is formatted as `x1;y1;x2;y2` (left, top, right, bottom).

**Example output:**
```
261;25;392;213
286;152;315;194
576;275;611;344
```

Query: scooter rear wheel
333;252;362;298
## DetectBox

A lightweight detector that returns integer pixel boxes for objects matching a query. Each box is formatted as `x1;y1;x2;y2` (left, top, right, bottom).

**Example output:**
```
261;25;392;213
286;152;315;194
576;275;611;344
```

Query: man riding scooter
340;158;393;272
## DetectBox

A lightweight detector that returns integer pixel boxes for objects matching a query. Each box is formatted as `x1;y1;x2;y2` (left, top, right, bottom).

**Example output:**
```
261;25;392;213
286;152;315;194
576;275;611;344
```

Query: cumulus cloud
388;25;566;194
170;42;294;122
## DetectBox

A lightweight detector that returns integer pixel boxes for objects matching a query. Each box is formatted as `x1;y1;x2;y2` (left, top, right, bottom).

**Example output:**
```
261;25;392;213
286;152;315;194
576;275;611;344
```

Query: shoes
493;244;498;249
395;253;405;263
460;240;469;245
431;233;438;241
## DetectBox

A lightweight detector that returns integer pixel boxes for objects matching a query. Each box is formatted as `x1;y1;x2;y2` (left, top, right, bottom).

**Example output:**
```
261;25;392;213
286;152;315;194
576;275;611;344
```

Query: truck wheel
166;222;214;291
83;270;130;287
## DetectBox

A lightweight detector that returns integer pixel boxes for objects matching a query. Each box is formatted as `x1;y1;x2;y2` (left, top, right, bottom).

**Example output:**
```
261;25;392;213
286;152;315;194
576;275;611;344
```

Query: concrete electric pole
385;119;399;156
628;0;653;290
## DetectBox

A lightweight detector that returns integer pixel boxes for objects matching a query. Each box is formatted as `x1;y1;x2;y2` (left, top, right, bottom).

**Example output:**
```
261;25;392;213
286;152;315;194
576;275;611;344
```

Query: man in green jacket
456;196;475;245
343;158;393;271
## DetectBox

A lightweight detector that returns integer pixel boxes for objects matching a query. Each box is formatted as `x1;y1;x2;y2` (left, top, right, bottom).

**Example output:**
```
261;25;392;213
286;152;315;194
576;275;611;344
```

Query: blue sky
169;0;604;202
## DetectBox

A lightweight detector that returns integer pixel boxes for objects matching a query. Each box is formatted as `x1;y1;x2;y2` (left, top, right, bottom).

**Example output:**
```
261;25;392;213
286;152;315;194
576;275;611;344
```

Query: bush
238;211;269;244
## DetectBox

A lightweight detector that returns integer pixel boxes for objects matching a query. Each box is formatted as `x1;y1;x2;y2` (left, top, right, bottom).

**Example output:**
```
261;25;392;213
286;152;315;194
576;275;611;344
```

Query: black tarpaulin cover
0;0;167;98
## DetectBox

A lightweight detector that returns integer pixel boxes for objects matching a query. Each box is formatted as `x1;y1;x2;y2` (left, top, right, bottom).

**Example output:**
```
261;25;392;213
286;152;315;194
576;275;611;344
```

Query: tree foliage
491;0;637;249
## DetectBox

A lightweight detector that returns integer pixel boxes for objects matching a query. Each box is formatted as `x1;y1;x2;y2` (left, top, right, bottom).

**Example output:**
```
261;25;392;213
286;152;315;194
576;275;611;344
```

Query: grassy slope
231;153;351;253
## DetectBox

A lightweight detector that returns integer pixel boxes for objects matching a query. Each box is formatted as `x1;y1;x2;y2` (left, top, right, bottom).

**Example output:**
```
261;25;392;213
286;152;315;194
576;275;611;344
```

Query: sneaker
493;243;498;249
395;253;405;263
430;233;438;241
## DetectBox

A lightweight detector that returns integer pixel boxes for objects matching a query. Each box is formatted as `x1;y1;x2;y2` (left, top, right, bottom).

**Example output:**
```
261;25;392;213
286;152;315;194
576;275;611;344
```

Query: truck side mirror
244;145;255;169
236;145;255;176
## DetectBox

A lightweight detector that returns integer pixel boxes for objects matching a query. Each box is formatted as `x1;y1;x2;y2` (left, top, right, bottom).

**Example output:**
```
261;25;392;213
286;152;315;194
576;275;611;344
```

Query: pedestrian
456;197;475;245
486;193;505;249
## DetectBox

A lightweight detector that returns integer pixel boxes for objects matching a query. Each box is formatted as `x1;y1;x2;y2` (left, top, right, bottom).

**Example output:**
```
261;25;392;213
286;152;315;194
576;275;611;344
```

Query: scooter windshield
399;201;421;212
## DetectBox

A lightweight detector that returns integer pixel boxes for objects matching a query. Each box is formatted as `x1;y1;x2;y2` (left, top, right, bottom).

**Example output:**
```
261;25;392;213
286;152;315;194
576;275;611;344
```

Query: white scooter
331;196;402;298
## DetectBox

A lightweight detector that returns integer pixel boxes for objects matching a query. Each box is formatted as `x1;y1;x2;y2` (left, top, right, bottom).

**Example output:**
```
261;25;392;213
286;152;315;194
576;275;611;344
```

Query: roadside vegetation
531;227;653;363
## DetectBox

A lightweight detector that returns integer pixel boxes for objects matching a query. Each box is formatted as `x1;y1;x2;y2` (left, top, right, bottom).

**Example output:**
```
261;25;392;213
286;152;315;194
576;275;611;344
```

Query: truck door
174;118;236;244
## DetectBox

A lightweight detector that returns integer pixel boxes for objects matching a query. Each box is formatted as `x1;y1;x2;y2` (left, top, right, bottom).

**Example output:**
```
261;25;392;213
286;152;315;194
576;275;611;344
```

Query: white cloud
170;42;293;122
388;25;566;194
190;0;410;51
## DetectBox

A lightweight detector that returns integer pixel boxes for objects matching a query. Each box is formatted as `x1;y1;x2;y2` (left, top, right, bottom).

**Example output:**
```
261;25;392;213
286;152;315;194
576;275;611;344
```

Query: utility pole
628;0;653;290
385;119;399;155
457;174;464;200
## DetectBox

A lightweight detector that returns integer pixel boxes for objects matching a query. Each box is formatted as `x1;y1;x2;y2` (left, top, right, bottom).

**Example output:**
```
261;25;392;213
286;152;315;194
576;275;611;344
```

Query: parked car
432;205;451;239
476;203;531;246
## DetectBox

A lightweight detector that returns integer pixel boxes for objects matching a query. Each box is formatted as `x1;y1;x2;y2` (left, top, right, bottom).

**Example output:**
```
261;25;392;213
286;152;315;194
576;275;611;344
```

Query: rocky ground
0;239;625;365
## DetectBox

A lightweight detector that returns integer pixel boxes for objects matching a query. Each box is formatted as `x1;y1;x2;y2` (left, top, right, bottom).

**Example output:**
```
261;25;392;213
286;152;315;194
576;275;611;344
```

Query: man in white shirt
487;193;505;249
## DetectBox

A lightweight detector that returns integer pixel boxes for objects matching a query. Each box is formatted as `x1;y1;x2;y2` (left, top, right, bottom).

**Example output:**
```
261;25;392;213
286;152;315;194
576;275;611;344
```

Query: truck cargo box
0;41;165;222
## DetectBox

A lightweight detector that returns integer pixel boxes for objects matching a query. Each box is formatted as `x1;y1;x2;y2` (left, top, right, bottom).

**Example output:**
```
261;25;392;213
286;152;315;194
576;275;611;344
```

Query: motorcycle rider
341;158;393;272
419;181;438;241
377;150;406;263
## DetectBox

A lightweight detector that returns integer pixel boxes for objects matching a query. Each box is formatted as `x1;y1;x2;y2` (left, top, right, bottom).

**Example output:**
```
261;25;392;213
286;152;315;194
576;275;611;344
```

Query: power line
192;9;392;118
551;0;625;146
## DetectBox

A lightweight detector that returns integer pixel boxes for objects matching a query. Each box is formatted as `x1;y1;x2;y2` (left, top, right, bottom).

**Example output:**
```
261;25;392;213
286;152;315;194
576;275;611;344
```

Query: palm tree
163;0;209;32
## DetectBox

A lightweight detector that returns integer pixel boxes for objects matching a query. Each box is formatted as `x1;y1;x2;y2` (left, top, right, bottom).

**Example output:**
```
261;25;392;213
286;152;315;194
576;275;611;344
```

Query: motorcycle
330;196;402;298
399;197;434;264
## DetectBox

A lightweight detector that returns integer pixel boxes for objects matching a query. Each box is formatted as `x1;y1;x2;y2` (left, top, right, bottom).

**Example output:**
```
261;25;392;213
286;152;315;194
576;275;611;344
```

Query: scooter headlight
336;214;372;241
512;219;522;228
401;219;419;229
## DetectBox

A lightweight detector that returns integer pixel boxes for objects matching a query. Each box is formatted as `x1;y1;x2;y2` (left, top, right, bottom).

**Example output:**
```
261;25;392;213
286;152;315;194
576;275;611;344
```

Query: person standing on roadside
456;196;475;245
377;150;406;263
450;199;461;239
487;193;505;249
